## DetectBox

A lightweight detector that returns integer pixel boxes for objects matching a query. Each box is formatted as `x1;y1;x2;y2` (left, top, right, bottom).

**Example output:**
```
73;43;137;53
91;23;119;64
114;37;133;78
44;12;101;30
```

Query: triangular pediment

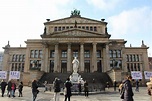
45;16;106;24
43;28;109;38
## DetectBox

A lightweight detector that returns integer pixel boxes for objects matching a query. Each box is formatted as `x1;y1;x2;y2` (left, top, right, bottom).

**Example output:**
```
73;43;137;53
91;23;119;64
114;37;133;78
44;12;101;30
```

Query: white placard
0;71;7;79
131;71;142;79
144;71;152;79
9;71;20;79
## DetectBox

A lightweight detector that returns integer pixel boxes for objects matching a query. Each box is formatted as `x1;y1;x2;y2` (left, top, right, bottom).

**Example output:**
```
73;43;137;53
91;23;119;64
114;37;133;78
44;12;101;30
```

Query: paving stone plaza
0;86;151;101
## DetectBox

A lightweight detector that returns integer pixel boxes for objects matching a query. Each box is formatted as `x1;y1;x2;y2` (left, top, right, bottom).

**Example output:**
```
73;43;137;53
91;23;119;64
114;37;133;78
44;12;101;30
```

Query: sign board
144;71;152;79
9;71;20;80
131;71;142;79
0;71;7;79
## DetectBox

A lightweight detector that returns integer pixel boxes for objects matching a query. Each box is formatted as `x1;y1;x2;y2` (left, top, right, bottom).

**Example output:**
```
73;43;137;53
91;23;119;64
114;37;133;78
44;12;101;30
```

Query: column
67;43;72;72
92;42;97;72
80;43;84;72
54;44;59;72
103;43;110;72
41;44;48;72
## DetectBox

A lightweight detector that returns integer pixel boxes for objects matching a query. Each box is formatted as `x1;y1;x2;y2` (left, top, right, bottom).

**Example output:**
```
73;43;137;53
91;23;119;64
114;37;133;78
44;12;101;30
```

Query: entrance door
97;60;102;72
50;60;54;73
84;60;90;73
61;60;67;73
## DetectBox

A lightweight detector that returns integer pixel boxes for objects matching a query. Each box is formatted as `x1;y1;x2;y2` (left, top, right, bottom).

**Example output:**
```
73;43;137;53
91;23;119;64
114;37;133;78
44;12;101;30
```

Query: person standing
7;80;12;97
122;75;134;101
11;80;16;98
64;78;72;101
84;80;89;98
113;80;117;91
0;80;7;97
18;81;23;97
146;77;152;100
31;80;39;101
53;77;61;101
78;81;82;95
135;80;139;92
44;81;47;92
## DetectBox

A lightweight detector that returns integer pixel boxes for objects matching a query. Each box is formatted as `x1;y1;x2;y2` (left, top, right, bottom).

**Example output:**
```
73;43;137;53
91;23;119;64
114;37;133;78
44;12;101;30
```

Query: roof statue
71;9;81;17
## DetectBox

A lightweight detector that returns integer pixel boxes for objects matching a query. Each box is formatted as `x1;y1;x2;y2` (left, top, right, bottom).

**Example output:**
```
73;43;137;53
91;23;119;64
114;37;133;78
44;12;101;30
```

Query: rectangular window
50;50;55;58
35;50;38;58
86;26;89;30
97;50;101;58
73;50;78;58
78;26;81;28
62;50;67;57
54;27;57;31
62;26;65;30
39;50;42;58
90;26;93;31
58;27;61;31
84;50;90;58
117;50;121;58
109;50;113;58
113;50;116;58
30;50;34;58
82;26;85;29
94;27;97;31
66;26;69;29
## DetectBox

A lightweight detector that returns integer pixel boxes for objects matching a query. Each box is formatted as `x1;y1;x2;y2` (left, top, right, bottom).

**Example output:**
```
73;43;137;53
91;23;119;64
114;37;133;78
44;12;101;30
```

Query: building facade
0;52;4;71
2;10;150;85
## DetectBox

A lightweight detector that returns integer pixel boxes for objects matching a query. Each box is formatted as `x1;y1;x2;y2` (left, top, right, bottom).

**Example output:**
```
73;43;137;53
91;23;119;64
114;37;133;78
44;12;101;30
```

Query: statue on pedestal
72;57;79;73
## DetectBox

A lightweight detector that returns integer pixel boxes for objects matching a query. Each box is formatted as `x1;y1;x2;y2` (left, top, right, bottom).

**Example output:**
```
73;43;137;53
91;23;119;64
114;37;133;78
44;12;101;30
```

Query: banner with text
0;71;7;79
144;71;152;79
131;71;142;79
9;71;20;80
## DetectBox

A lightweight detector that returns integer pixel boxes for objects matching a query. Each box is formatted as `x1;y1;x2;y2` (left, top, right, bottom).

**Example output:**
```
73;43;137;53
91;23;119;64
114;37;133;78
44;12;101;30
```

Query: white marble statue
72;57;79;73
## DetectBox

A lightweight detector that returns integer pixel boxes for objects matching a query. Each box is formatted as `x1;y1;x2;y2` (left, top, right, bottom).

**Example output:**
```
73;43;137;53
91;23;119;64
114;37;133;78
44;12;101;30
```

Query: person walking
53;77;61;101
43;81;47;92
84;80;89;98
31;80;39;101
7;80;12;97
121;75;134;101
18;81;23;97
64;78;72;101
0;80;7;97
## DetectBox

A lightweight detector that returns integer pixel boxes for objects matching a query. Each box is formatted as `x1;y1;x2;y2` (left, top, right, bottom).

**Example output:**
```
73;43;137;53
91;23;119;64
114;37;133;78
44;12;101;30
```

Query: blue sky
0;0;152;56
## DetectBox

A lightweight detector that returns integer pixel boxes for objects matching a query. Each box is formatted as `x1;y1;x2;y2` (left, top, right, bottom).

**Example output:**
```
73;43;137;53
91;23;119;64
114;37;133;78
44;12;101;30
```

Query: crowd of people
0;79;23;98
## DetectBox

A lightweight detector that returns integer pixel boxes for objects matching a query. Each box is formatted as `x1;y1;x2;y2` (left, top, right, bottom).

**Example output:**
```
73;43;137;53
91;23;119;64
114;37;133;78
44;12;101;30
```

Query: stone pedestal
70;73;81;83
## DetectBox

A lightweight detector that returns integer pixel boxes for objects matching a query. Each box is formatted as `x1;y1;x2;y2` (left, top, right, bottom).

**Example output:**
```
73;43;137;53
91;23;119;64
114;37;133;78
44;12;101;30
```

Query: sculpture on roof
71;9;80;16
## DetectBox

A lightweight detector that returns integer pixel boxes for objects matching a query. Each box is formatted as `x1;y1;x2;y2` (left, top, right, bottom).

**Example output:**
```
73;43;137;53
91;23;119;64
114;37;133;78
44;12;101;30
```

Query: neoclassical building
2;10;150;85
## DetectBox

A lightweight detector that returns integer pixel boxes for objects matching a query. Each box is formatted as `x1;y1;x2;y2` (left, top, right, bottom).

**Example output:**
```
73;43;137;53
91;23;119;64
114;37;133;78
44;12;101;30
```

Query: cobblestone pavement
0;87;151;101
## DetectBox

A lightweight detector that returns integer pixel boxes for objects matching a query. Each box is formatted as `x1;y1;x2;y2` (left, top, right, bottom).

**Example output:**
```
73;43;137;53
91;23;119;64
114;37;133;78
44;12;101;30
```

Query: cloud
86;0;121;10
107;6;152;37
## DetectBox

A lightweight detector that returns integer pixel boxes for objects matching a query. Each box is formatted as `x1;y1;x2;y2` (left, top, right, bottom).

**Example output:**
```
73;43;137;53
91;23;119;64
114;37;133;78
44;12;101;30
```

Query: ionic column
41;44;48;72
54;44;59;72
80;43;84;72
103;43;110;71
92;43;97;72
67;43;72;72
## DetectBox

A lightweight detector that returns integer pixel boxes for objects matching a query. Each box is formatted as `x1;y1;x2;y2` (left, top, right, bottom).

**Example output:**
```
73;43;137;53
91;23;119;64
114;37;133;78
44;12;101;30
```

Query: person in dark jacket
0;80;7;97
18;81;23;97
7;80;12;97
31;80;39;101
78;81;82;95
84;80;89;98
122;75;134;101
53;77;61;101
64;78;72;101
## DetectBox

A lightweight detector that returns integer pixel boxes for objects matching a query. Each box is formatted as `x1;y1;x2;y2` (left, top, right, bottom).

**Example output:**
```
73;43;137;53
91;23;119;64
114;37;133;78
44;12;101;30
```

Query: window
50;50;55;58
62;26;65;30
66;26;69;29
16;55;19;62
54;27;57;31
117;50;121;58
84;50;90;58
39;50;42;58
70;26;73;28
94;27;97;31
97;50;101;58
82;26;85;29
109;50;113;58
90;26;93;31
62;50;67;57
86;26;89;30
58;27;61;31
30;50;34;58
35;50;38;58
113;50;116;58
78;26;81;28
73;50;78;58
